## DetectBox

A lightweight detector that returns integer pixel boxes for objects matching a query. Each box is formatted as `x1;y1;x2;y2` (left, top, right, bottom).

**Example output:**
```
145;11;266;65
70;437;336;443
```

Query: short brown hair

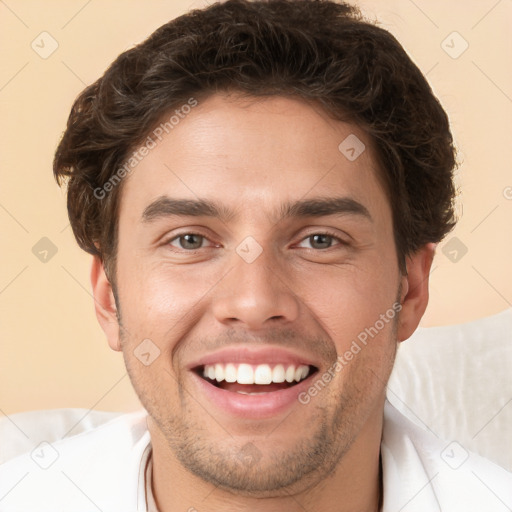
54;0;457;282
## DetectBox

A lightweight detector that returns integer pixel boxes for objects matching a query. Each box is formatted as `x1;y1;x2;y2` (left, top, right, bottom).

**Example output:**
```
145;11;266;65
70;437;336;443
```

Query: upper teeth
202;363;310;385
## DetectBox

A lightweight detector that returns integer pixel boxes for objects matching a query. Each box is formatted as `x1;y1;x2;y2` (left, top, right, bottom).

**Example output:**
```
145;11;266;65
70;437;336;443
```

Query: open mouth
195;363;318;395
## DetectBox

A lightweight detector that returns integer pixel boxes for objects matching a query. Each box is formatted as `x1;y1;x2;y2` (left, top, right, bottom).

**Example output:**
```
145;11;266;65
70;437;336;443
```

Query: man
1;0;510;511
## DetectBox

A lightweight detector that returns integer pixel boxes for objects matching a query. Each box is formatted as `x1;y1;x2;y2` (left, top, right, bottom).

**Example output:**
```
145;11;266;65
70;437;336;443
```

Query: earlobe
90;256;122;351
397;243;436;342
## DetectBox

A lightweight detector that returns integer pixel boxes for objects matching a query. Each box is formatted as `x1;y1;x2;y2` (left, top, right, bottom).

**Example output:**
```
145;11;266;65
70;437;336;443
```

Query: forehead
118;93;390;225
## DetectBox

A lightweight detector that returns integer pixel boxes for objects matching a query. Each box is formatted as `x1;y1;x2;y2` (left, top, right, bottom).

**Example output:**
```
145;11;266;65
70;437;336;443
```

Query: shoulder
0;408;150;512
381;401;512;512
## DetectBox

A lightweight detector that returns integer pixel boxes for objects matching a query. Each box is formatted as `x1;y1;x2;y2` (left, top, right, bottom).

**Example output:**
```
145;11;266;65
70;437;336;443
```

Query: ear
397;243;436;342
90;256;121;351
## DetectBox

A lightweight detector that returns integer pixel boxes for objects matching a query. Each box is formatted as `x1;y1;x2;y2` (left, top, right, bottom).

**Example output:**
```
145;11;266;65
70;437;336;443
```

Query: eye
168;233;209;250
296;233;343;250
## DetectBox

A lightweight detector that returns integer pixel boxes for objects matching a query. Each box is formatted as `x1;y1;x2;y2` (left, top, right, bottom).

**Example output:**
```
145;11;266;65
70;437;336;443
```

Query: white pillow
0;409;122;464
388;308;512;471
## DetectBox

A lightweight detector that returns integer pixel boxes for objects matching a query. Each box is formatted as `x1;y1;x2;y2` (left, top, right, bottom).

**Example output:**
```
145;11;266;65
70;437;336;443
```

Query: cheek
115;258;225;347
298;261;399;341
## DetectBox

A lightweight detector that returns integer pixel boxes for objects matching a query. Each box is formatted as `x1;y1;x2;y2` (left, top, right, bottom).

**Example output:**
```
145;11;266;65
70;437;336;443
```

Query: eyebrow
141;196;372;224
142;197;236;223
280;197;372;221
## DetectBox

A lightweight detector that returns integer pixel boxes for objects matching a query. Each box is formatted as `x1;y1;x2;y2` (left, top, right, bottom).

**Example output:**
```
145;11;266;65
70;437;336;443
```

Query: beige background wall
1;0;511;415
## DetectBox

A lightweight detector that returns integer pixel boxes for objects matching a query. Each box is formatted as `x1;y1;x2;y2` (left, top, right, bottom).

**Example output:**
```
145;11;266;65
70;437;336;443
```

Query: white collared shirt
1;402;510;511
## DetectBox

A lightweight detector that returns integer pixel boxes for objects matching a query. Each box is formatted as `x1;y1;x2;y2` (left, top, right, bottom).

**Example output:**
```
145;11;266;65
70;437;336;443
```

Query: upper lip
187;346;321;370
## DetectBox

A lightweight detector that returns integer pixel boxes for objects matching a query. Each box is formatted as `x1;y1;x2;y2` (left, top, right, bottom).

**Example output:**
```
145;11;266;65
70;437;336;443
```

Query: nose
211;246;300;330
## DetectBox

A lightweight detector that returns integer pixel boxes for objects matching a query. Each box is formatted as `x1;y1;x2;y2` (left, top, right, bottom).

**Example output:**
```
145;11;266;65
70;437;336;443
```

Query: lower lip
191;371;317;420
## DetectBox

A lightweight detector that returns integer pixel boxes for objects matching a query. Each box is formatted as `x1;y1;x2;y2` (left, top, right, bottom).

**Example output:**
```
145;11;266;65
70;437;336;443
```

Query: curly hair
53;0;457;283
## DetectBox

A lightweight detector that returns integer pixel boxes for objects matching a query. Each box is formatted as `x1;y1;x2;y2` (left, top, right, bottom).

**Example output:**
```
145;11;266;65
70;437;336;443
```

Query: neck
148;406;383;512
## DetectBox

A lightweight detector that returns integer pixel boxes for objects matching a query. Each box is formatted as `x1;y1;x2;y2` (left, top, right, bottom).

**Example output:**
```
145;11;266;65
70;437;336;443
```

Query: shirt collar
381;401;441;512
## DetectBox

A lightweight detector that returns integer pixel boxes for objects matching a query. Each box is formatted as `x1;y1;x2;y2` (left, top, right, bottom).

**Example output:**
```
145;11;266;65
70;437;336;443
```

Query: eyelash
295;230;348;250
166;230;348;251
167;232;218;251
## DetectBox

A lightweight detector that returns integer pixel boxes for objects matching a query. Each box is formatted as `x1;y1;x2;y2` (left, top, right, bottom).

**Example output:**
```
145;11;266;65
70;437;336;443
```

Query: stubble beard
118;292;400;497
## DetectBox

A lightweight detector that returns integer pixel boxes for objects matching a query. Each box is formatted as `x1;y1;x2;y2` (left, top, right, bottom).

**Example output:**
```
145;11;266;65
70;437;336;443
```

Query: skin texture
91;93;434;512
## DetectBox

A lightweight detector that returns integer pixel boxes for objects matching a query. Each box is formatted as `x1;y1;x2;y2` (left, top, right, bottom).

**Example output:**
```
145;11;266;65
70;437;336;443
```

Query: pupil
311;234;331;249
181;234;202;249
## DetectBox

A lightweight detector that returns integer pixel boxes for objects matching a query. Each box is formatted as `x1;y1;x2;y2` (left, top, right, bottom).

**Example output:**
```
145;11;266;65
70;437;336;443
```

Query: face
92;93;431;496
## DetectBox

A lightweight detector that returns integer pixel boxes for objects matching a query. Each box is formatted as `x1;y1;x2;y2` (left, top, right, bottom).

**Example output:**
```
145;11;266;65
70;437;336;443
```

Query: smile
188;347;320;418
203;363;310;385
199;363;313;394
